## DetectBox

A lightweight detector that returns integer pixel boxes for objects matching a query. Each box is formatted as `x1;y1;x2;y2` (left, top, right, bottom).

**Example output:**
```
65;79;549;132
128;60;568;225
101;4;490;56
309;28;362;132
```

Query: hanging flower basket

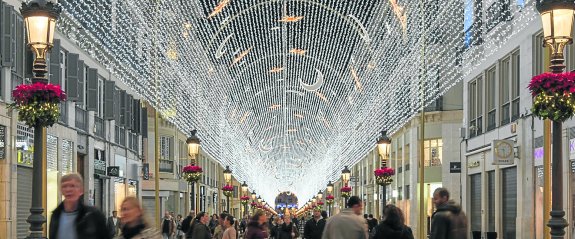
250;201;258;207
326;195;334;205
340;186;352;199
374;167;395;186
222;184;234;197
182;165;203;183
529;72;575;122
10;82;67;128
240;196;250;205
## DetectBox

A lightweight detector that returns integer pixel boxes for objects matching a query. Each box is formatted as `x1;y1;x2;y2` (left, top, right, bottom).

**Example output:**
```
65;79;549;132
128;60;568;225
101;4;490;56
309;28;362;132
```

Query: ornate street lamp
185;130;202;213
317;190;323;200
377;131;392;166
186;130;201;164
536;1;575;238
20;1;61;238
223;166;232;183
327;181;334;194
241;181;248;194
257;196;262;203
341;166;351;186
251;190;257;200
241;181;248;217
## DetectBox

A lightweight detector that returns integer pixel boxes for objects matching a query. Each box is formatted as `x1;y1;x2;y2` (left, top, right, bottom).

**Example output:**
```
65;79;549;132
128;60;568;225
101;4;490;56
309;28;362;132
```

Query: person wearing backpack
373;205;413;239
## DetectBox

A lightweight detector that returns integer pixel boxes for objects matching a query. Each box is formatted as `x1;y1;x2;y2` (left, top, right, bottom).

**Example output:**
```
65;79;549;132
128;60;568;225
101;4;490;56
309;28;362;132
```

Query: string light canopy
54;0;534;204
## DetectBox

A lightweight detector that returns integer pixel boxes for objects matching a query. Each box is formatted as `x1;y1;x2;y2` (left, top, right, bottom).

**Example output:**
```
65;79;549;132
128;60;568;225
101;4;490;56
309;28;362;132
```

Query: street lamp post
536;1;575;238
377;131;391;205
223;166;232;212
341;166;351;208
241;181;248;216
327;181;334;216
186;130;201;212
20;1;61;238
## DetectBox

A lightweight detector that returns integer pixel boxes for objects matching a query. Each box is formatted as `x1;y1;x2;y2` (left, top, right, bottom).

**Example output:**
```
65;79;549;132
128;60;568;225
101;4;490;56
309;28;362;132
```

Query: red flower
326;195;335;200
183;165;203;173
374;167;395;177
340;186;352;192
12;82;67;105
241;196;250;201
222;184;234;191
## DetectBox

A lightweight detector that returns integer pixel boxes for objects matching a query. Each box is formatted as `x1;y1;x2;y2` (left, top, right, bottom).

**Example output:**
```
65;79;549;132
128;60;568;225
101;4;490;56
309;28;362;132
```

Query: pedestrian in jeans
48;173;109;239
162;211;176;239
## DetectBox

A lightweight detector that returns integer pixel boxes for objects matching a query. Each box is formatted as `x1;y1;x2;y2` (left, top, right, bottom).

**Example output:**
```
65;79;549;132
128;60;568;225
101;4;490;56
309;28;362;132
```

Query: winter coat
115;222;162;239
304;217;326;239
321;209;368;239
429;201;468;239
191;223;212;239
373;222;414;239
49;200;110;239
181;216;194;234
244;221;269;239
277;223;297;239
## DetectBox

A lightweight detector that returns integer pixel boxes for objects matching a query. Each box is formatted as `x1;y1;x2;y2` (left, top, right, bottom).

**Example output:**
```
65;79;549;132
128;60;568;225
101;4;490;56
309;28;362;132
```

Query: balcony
75;106;87;132
94;116;105;138
159;159;174;173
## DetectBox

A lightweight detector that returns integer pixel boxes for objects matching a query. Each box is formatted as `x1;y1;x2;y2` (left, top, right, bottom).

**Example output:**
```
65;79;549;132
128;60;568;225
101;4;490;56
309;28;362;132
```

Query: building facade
460;0;573;239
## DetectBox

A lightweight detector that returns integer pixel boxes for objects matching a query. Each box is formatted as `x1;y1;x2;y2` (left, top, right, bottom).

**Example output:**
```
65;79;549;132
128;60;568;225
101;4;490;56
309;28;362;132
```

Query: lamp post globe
377;131;392;167
251;191;257;200
341;166;351;185
223;166;232;183
317;190;323;200
327;181;334;194
186;130;201;164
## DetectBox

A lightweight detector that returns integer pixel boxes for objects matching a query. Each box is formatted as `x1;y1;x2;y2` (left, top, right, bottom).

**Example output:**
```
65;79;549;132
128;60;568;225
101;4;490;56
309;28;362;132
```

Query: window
160;136;173;160
464;0;482;48
534;33;548;75
469;77;483;137
511;51;520;121
398;186;403;200
487;67;497;131
500;56;510;125
502;167;517;239
424;139;443;166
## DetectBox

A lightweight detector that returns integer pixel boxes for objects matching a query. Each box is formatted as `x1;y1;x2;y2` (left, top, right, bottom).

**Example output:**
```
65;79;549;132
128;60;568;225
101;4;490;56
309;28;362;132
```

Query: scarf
121;220;146;239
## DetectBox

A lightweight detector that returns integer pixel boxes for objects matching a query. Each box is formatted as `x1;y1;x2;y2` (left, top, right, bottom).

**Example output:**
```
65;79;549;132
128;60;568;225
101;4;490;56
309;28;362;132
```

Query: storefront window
115;178;126;213
470;174;482;233
487;171;495;232
502;167;517;239
47;135;58;236
424;139;443;166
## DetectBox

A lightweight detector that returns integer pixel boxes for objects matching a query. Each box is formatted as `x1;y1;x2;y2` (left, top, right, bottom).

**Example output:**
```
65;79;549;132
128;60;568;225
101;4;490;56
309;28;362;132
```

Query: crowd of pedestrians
48;173;468;239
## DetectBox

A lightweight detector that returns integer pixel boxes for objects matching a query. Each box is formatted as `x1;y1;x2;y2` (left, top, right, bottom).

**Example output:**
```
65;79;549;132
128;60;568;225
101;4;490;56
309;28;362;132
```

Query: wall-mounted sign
0;125;6;159
468;161;480;168
492;140;514;165
94;160;106;175
570;139;575;160
534;147;544;166
107;166;120;177
450;162;461;173
142;163;150;180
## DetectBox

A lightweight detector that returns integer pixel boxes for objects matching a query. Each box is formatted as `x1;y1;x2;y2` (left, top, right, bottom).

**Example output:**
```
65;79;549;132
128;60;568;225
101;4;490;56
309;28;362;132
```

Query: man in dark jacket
430;188;468;239
106;210;120;237
181;211;195;234
304;209;326;239
49;173;109;239
367;214;378;233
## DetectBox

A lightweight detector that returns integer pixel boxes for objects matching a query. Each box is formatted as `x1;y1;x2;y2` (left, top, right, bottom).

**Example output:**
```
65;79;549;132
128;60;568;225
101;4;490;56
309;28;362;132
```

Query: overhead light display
55;0;534;205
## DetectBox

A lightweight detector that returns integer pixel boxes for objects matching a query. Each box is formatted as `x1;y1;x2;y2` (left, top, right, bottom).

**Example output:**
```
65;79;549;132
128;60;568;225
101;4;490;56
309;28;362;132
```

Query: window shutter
1;3;14;67
25;48;34;79
14;10;24;76
103;80;115;120
118;90;126;126
113;87;120;122
66;53;79;101
133;100;141;134
141;107;148;138
86;68;98;111
77;61;85;105
127;95;134;130
49;39;61;85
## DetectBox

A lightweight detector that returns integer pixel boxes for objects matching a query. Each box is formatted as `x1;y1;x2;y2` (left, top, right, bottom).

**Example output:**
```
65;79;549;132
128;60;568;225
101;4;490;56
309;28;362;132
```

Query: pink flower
326;195;335;200
183;165;203;173
340;186;352;192
222;184;234;191
374;167;395;177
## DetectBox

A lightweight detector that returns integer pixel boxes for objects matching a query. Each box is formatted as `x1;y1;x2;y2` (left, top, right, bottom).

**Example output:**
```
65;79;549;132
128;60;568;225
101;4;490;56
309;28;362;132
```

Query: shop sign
468;161;480;168
94;160;106;175
534;147;544;166
107;166;120;177
0;125;5;159
570;139;575;160
450;162;461;173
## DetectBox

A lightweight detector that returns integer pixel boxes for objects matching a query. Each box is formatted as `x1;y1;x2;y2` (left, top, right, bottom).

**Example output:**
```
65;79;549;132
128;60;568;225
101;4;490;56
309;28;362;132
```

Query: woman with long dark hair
373;205;414;239
244;211;269;239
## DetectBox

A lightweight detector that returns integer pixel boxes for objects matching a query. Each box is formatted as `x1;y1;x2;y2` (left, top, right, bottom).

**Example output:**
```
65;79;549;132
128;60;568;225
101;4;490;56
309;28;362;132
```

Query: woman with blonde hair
115;197;161;239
